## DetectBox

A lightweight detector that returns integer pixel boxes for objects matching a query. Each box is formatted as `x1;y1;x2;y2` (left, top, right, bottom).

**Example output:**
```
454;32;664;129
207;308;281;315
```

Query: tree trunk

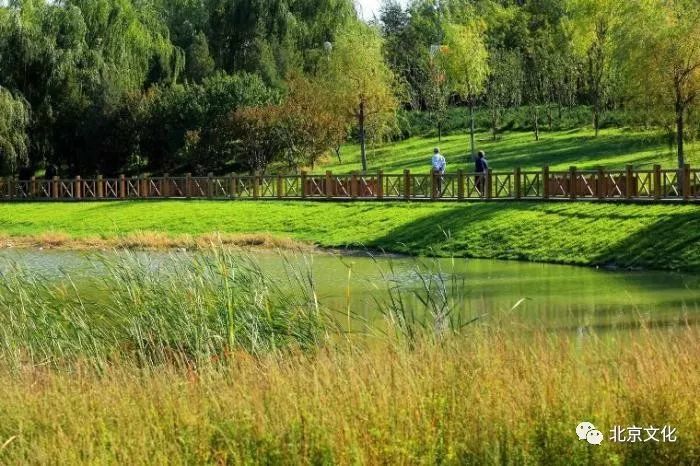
593;103;600;137
533;105;540;141
592;85;601;137
359;99;367;173
334;146;342;163
491;108;498;141
469;101;476;158
675;88;685;170
438;121;442;143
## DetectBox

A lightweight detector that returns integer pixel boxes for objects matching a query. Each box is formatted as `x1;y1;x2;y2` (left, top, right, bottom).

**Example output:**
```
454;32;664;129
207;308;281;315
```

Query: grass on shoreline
1;200;700;270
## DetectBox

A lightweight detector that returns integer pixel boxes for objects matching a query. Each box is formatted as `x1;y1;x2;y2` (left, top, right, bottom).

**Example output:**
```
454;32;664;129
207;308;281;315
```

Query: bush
140;72;279;174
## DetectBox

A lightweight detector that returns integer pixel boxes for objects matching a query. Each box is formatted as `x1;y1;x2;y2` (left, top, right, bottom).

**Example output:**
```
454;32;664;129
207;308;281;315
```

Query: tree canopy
0;0;697;175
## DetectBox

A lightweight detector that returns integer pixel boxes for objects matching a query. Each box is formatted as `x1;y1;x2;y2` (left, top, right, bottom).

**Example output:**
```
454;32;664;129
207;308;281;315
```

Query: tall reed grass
0;248;697;464
0;249;328;368
0;328;697;464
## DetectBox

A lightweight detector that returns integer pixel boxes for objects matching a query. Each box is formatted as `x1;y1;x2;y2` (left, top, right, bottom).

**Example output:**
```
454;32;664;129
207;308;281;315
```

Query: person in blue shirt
475;151;489;195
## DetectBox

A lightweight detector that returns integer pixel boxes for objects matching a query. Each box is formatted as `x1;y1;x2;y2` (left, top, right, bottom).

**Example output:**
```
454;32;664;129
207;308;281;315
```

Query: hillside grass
319;127;700;174
1;200;700;270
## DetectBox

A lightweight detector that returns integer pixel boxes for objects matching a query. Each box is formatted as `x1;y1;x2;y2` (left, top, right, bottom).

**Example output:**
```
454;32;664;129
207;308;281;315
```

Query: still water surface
1;249;698;332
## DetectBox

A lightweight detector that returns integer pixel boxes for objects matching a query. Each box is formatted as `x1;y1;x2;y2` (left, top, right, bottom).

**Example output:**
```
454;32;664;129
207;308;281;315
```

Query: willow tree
441;20;489;157
617;0;700;169
0;87;29;174
324;23;400;172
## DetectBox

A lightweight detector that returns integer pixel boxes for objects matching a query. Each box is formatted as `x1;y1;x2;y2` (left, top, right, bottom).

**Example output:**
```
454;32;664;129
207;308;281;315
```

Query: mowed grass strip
1;200;700;270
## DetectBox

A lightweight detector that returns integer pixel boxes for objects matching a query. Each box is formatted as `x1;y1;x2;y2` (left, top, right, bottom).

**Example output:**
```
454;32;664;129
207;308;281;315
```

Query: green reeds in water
0;247;518;369
0;248;329;368
364;255;514;346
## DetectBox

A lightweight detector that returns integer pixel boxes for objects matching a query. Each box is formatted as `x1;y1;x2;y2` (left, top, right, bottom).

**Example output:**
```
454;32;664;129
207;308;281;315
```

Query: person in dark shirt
44;164;57;180
474;151;489;195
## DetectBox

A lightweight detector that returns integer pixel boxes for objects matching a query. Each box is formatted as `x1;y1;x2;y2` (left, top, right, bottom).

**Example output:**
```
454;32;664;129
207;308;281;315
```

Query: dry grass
0;327;697;465
0;231;312;252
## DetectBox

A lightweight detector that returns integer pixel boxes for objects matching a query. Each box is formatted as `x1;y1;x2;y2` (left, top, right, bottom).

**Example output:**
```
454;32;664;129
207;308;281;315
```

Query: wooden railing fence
1;165;699;202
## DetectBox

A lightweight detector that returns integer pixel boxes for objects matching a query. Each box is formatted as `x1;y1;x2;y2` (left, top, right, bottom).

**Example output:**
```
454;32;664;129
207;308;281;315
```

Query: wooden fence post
430;170;437;200
30;176;36;198
74;176;82;200
457;170;465;200
253;172;260;199
351;172;358;199
119;175;126;199
207;172;214;198
653;165;662;200
625;165;634;199
683;164;691;200
597;167;605;200
185;173;192;198
96;175;104;198
230;174;237;199
514;167;521;200
325;170;333;199
300;171;307;199
162;173;169;197
569;166;577;201
53;176;60;199
404;169;411;200
542;166;549;200
377;170;384;200
277;174;283;199
485;168;492;200
142;174;150;198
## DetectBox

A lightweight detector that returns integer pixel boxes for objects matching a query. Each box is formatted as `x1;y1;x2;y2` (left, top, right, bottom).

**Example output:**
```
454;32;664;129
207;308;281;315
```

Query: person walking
431;147;447;197
475;151;489;196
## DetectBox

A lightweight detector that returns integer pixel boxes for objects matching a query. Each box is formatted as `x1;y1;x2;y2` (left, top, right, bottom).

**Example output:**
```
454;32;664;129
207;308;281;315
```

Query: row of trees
380;0;700;168
0;0;698;175
0;0;393;175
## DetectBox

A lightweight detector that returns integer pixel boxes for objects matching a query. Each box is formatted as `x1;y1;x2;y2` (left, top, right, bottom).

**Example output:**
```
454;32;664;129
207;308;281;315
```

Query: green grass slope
319;128;699;174
1;200;700;270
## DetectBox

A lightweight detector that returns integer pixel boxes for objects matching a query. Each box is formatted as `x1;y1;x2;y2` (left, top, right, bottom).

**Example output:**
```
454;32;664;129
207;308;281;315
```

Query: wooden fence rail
1;165;699;202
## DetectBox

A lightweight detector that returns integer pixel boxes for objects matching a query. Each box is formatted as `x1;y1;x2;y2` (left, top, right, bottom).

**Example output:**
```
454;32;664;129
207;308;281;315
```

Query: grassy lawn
318;127;700;174
2;200;700;270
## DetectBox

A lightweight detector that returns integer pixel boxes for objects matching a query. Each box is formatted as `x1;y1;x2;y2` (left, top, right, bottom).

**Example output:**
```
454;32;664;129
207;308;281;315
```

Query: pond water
1;249;698;333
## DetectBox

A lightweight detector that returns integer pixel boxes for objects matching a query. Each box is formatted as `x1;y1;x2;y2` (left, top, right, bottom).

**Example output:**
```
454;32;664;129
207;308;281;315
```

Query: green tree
0;87;29;174
380;0;442;109
185;31;215;83
485;49;523;141
567;0;621;136
441;20;489;157
277;73;349;170
324;23;400;172
616;0;700;169
141;72;277;173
